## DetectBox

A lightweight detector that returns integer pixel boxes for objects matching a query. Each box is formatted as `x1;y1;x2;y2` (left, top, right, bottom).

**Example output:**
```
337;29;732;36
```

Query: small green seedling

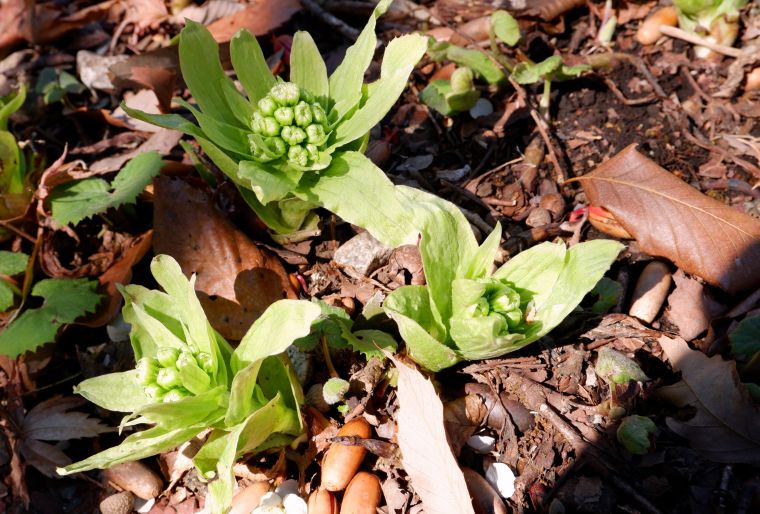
57;255;323;514
511;56;590;116
617;415;656;455
126;0;426;237
420;67;481;116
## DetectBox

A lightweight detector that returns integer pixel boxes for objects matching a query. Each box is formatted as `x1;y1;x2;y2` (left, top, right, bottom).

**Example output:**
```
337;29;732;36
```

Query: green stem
540;79;552;119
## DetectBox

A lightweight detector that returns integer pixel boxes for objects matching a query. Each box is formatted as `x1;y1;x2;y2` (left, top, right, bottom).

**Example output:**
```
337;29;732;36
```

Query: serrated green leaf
491;10;521;46
291;31;329;100
346;329;398;360
230;30;277;104
49;151;163;225
0;250;28;275
0;278;102;358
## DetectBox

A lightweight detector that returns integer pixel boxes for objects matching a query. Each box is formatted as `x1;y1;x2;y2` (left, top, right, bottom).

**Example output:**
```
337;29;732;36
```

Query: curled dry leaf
575;145;760;295
206;0;301;42
153;177;296;340
390;354;475;514
658;335;760;464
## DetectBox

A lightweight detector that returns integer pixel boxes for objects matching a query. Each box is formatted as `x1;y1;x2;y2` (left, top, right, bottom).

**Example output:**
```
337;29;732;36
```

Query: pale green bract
124;0;427;236
57;255;322;514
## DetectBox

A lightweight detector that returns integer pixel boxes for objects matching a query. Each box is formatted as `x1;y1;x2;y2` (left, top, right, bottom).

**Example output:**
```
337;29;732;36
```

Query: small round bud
156;367;182;389
270;82;300;106
617;415;656;455
306;124;326;145
176;351;198;370
261;117;281;137
288;145;308;167
311;103;327;125
163;388;191;403
251;112;264;133
274;106;294;126
196;352;214;374
156;347;180;368
257;97;277;116
144;384;166;400
294;101;313;127
135;358;159;386
305;143;319;161
322;377;350;405
268;137;287;157
281;126;306;145
450;67;475;94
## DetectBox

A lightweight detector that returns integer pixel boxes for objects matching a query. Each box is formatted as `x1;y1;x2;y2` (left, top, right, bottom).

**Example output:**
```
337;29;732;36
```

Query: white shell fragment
275;479;299;498
466;434;497;454
282;493;308;514
485;462;517;499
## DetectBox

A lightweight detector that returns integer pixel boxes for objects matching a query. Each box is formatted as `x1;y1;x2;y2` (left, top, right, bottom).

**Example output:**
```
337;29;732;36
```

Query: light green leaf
463;224;501;279
232;300;320;371
426;40;506;85
179;21;244;127
120;104;207;140
0;283;15;311
419;79;480;116
328;0;393;120
220;78;255;127
230;30;276;104
175;98;251;157
291;31;329;100
0;250;28;275
0;278;102;358
0;131;22;194
0;84;26;131
74;370;151;413
238;160;300;204
49;151;163;225
491;10;521;46
237;187;311;235
58;424;205;474
296;151;420;247
333;34;427;147
384;285;460;372
130;386;227;427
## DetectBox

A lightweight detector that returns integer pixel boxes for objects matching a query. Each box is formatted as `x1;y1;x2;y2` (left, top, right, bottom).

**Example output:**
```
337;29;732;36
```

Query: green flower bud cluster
136;346;214;403
249;82;330;168
467;278;525;331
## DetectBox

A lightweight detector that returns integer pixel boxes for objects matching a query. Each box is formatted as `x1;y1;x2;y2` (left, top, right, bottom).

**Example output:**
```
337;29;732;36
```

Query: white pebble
466;434;496;453
485;462;516;499
259;492;283;507
274;479;299;498
282;493;308;514
469;98;494;118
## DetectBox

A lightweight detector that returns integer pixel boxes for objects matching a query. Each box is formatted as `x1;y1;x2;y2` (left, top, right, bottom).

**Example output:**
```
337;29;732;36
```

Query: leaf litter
0;0;760;513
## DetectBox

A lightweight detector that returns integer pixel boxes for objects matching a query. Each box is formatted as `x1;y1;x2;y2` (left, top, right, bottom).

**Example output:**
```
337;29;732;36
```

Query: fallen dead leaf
390;354;475;514
153;177;295;340
574;145;760;295
206;0;301;42
658;335;760;464
90;127;181;173
663;270;726;341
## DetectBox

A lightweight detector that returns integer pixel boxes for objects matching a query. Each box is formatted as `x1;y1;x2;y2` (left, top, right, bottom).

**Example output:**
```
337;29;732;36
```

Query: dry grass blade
658;336;760;464
390;355;475;514
573;145;760;294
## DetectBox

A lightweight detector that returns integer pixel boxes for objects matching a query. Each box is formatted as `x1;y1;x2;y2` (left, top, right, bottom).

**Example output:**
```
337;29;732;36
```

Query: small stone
484;462;516;499
99;491;134;514
103;461;163;500
466;434;496;454
469;98;494;118
333;231;393;278
525;207;552;228
230;481;272;514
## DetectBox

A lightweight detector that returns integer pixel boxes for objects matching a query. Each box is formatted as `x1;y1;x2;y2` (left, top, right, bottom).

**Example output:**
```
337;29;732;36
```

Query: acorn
307;487;338;514
320;418;371;491
339;472;382;514
636;7;678;45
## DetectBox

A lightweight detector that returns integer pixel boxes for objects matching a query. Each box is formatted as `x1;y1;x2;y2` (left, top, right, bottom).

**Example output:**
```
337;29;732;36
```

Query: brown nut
462;468;507;514
628;261;672;323
321;418;371;491
636;7;678;45
230;481;271;514
99;491;134;514
308;487;338;514
103;461;162;500
339;472;382;514
746;67;760;92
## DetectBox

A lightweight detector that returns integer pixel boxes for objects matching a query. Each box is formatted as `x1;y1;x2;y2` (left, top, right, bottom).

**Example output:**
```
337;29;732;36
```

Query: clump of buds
249;82;330;169
136;345;214;403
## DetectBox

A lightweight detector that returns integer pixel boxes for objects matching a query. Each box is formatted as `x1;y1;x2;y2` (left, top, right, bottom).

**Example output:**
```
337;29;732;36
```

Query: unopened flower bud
294;101;313;127
268;137;287;157
306;144;319;161
288;145;308;167
163;388;191;403
270;82;300;106
261;117;281;137
136;358;159;386
281;126;307;146
176;352;212;395
311;103;327;125
156;367;182;389
274;106;294;126
156;347;180;368
323;377;350;405
144;384;166;400
450;67;475;94
306;124;326;145
196;352;214;374
258;97;277;116
251;112;264;133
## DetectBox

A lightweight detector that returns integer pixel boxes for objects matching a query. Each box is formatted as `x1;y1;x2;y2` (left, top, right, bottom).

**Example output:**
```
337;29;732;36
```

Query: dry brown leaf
664;270;725;341
575;145;760;294
390;355;475;514
658;335;760;464
153;177;295;340
206;0;301;42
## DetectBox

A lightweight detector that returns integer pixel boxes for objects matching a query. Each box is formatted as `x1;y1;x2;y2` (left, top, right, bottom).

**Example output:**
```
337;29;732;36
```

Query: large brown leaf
575;145;760;294
658;336;760;464
390;355;475;514
153;177;295;340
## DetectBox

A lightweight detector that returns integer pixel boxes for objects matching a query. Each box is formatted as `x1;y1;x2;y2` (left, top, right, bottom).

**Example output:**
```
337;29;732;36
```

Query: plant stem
321;335;339;378
540;79;552;119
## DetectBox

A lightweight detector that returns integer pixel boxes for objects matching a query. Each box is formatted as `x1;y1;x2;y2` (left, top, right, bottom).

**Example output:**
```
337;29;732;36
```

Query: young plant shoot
57;255;322;514
673;0;748;57
383;188;623;371
125;0;426;237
